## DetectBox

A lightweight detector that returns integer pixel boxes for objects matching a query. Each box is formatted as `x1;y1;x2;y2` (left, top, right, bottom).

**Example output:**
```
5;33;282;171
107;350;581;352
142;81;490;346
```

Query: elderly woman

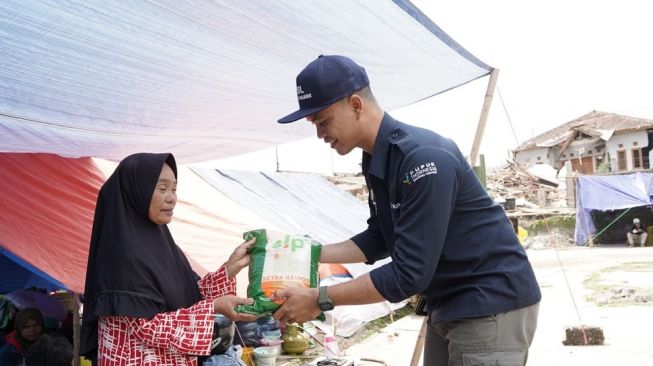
0;307;44;365
80;153;256;366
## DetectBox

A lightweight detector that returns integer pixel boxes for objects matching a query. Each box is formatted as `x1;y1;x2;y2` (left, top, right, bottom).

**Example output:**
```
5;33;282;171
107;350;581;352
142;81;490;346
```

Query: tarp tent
0;153;283;294
575;172;653;244
0;154;104;293
0;0;492;163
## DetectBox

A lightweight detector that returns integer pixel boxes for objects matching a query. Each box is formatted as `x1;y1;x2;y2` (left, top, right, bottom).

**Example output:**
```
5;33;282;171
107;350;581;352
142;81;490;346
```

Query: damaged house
514;111;653;175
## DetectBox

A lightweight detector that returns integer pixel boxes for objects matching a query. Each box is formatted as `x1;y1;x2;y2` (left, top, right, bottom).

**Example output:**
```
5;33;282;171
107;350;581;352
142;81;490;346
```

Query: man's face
148;163;177;225
307;97;359;156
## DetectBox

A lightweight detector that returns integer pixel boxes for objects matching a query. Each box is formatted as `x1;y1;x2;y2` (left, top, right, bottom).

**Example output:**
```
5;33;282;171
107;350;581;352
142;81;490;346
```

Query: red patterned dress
97;265;235;366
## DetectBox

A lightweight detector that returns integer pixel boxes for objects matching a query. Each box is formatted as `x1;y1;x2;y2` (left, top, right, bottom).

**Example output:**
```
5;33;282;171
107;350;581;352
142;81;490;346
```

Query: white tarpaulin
192;168;369;243
193;167;402;336
1;0;491;163
192;168;391;277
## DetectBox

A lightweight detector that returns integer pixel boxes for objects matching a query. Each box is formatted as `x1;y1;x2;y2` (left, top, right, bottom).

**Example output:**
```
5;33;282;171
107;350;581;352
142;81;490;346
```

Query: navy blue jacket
351;114;541;321
0;341;22;366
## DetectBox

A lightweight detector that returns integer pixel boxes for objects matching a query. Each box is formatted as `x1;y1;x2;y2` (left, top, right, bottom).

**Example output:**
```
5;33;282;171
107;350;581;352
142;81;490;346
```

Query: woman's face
148;163;177;225
20;318;42;341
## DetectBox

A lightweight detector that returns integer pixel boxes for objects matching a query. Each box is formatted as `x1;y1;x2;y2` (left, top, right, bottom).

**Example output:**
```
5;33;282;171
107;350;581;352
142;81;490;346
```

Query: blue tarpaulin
575;173;653;244
0;248;65;293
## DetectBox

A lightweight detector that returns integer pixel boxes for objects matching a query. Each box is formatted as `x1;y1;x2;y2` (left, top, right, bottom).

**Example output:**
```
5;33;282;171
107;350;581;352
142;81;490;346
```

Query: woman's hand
213;295;257;322
225;238;256;279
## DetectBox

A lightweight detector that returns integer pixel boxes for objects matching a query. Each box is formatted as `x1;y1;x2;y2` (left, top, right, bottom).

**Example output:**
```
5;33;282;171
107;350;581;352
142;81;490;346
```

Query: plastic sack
236;229;321;317
202;346;246;366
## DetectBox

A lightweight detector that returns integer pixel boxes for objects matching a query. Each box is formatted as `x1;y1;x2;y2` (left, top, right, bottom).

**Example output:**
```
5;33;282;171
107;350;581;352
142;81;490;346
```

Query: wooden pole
469;68;500;167
409;317;428;366
472;154;487;188
73;293;80;366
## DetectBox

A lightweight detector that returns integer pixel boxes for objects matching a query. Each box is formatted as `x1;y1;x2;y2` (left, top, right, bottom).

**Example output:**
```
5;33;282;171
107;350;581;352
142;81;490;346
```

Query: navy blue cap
278;55;370;123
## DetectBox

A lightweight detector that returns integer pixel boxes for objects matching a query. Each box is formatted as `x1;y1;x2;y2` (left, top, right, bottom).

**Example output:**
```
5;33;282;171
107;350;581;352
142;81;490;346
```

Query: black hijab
80;153;202;357
13;307;44;352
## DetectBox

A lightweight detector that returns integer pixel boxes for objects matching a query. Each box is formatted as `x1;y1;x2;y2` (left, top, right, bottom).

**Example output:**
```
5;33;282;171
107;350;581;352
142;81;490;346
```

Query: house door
571;156;594;174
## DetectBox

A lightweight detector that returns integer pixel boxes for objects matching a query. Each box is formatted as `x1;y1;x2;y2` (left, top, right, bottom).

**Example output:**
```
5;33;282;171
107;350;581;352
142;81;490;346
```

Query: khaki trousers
424;303;539;366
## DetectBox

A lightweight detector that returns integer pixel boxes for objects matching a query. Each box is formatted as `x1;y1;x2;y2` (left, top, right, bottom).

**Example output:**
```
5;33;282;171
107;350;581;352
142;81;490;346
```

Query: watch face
319;301;334;311
319;286;334;311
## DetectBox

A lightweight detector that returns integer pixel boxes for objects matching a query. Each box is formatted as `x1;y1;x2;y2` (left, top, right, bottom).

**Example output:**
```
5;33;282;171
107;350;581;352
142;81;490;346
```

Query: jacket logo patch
408;162;437;183
390;202;401;209
402;174;413;186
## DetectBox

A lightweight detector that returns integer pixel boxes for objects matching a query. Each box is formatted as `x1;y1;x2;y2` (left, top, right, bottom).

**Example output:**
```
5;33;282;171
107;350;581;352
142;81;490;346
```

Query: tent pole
470;68;500;167
73;293;81;366
409;317;428;366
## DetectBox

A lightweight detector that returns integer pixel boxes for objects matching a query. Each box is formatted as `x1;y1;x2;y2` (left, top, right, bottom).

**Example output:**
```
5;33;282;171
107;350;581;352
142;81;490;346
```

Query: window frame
632;148;643;169
617;150;627;171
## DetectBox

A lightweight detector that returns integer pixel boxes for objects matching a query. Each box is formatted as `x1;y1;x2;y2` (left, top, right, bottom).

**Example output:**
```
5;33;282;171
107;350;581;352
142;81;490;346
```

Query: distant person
273;55;541;365
0;308;44;365
626;218;647;247
25;334;73;366
80;153;257;365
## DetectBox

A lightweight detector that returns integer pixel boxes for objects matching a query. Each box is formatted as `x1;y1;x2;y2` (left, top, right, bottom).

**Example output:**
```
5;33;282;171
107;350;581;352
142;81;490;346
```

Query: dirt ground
527;244;653;366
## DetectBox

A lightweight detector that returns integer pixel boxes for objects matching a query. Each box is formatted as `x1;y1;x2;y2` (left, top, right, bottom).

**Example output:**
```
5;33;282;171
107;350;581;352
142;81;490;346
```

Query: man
626;218;647;247
274;55;541;365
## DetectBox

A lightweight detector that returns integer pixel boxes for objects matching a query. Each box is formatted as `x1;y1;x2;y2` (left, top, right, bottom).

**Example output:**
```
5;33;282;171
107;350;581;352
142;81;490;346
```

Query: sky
205;0;653;173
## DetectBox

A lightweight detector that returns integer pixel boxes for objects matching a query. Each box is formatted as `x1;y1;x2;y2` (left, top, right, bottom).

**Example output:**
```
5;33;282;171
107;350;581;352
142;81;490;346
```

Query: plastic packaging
324;335;339;359
235;229;322;318
234;321;259;347
210;314;235;355
241;346;254;366
257;315;281;339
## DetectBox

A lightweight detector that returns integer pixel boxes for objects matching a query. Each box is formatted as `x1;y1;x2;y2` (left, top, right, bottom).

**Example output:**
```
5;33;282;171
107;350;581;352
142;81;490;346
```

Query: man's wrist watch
318;286;335;311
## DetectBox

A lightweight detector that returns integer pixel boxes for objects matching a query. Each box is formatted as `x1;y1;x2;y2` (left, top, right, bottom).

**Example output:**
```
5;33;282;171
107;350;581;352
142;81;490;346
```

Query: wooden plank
555;130;578;163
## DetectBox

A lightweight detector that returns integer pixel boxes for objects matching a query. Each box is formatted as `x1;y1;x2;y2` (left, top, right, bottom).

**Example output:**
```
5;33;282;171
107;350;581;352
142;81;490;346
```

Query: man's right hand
271;287;321;324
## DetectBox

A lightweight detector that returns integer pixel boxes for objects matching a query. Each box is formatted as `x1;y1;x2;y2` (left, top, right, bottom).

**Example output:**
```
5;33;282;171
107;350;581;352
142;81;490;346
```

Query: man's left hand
272;287;321;324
